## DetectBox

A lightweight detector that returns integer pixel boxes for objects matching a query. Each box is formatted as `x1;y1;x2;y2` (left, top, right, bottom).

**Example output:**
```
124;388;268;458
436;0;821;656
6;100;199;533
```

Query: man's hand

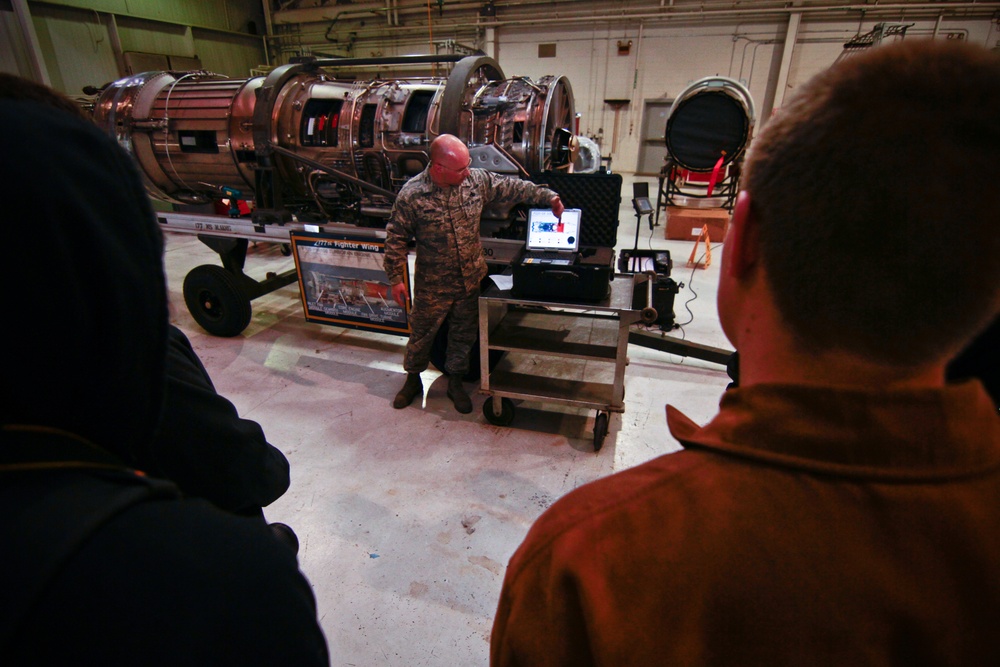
391;282;409;310
550;196;565;220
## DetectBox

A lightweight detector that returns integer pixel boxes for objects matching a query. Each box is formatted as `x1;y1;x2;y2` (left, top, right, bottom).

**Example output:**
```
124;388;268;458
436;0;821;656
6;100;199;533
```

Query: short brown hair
743;40;1000;365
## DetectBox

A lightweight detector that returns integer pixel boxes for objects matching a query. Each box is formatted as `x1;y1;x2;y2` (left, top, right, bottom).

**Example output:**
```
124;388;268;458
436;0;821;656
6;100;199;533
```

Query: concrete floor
162;175;733;666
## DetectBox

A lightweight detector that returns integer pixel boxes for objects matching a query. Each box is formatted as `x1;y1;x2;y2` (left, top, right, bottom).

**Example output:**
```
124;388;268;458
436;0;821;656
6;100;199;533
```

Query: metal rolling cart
478;274;641;451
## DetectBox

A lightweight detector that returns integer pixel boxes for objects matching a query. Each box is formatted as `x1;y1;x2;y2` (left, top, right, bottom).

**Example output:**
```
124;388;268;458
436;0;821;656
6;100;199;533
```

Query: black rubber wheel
593;412;609;451
483;397;515;426
183;264;252;337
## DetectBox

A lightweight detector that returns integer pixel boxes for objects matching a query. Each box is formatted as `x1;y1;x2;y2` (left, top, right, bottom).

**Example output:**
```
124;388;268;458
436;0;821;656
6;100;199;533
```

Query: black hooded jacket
147;324;292;516
0;99;328;665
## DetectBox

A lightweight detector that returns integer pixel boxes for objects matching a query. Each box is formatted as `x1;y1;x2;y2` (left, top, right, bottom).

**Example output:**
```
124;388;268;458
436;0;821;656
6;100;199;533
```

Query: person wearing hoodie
0;78;328;665
0;72;293;522
152;323;292;517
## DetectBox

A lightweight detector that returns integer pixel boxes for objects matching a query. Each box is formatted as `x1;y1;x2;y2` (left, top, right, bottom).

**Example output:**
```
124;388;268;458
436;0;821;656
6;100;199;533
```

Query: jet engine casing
92;56;578;229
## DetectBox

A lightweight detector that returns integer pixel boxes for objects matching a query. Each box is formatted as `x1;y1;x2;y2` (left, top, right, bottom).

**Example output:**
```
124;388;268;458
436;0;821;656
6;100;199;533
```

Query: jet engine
92;54;579;233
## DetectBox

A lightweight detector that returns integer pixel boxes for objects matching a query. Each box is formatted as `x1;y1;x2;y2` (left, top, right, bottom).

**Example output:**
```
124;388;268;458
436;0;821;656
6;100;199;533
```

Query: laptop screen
526;208;582;252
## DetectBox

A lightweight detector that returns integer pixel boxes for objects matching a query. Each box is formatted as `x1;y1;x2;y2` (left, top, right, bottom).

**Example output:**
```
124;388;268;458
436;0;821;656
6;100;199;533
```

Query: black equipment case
511;246;615;301
511;171;621;302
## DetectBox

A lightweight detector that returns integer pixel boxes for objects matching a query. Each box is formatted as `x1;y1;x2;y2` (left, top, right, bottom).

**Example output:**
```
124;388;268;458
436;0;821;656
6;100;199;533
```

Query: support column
11;0;50;85
484;26;497;60
103;13;126;78
261;0;274;66
771;11;801;112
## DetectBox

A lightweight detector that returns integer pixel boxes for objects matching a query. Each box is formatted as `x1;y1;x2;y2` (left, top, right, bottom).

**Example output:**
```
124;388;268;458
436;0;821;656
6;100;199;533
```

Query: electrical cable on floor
676;243;714;328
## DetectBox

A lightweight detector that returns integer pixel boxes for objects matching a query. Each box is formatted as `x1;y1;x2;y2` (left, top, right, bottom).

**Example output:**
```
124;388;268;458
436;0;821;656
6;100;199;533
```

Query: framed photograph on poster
290;231;410;336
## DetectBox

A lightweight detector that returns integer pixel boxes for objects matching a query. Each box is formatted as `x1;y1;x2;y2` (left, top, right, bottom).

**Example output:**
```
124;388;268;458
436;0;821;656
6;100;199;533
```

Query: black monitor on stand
630;181;654;272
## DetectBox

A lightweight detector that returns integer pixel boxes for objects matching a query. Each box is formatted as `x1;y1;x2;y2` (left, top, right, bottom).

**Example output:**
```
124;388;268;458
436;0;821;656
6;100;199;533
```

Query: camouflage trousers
404;286;480;375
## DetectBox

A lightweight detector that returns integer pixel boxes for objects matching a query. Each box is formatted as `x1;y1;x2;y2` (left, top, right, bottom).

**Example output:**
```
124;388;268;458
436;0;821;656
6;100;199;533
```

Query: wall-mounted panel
123;50;169;74
115;0;226;30
30;0;263;34
193;28;263;78
117;15;194;57
30;2;120;95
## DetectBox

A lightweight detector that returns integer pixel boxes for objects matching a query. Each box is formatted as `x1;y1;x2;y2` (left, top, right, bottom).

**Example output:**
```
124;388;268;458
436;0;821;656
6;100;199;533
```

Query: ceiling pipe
275;0;488;25
275;1;999;28
477;3;1000;29
279;8;995;47
269;0;998;56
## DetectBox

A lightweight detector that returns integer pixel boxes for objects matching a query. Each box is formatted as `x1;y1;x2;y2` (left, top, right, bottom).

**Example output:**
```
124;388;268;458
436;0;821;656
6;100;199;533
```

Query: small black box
511;246;614;302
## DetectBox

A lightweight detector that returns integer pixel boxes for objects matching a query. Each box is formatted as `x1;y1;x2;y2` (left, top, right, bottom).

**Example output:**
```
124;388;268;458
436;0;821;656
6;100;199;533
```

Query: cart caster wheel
483;397;515;426
183;264;252;337
593;412;609;451
280;243;292;256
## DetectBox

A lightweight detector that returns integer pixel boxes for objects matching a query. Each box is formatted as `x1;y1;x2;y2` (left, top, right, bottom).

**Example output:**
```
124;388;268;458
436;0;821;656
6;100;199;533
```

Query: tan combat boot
446;373;472;414
393;373;423;409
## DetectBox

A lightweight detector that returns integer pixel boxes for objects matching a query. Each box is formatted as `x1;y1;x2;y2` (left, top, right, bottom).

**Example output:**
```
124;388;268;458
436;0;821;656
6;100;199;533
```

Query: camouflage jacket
383;168;557;294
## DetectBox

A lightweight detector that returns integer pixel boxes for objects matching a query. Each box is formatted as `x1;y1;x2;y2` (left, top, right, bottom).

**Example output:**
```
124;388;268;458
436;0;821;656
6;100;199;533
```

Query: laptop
520;208;582;266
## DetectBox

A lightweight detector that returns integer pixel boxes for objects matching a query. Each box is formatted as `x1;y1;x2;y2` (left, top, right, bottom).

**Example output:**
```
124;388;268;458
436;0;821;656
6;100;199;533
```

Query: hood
0;99;168;464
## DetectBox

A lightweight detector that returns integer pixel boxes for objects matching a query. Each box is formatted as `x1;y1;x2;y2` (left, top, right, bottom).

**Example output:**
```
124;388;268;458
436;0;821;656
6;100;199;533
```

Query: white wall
489;14;998;174
5;2;997;174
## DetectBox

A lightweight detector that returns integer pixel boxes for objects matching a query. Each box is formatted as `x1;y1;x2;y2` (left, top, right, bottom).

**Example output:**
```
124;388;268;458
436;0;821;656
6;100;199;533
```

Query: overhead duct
92;55;579;230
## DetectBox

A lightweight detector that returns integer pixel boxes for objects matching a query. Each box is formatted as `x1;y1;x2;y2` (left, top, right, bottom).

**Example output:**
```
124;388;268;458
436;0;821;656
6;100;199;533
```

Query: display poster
290;231;410;336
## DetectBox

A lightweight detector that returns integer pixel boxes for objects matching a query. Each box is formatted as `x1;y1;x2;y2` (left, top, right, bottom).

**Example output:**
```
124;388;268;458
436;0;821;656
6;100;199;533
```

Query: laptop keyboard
528;251;573;261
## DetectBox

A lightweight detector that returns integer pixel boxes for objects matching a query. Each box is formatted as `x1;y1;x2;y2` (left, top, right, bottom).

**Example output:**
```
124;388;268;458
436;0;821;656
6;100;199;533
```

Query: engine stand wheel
483;397;515;427
182;264;252;337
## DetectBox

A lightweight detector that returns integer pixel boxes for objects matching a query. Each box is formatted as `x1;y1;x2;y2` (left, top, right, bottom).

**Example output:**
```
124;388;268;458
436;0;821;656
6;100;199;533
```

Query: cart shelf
478;276;641;450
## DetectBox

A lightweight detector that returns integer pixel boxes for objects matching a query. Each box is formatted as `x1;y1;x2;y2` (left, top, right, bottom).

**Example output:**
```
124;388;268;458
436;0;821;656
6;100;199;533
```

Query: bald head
429;134;472;187
430;134;468;162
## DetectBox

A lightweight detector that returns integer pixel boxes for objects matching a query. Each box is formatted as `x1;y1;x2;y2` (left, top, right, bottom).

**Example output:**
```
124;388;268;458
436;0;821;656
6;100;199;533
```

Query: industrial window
538;44;556;58
177;130;219;153
300;99;342;147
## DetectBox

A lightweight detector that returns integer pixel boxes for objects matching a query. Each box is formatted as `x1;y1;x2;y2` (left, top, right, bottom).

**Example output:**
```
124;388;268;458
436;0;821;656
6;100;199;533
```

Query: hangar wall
489;15;997;172
3;0;998;174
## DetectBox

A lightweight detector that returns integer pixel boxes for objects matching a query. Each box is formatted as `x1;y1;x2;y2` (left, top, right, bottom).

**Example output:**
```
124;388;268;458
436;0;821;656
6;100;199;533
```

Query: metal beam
628;329;733;366
771;10;802;112
11;0;50;85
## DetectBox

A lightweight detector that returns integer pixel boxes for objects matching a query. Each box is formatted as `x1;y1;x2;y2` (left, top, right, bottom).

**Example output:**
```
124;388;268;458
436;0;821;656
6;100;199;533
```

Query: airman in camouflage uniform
384;134;562;413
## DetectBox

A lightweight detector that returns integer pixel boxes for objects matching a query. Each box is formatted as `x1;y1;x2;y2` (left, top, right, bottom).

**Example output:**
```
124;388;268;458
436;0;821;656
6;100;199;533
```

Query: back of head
743;40;1000;365
0;75;167;463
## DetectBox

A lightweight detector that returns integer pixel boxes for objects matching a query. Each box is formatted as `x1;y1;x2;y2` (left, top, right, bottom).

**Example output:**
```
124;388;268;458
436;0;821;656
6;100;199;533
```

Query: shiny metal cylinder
92;57;579;224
